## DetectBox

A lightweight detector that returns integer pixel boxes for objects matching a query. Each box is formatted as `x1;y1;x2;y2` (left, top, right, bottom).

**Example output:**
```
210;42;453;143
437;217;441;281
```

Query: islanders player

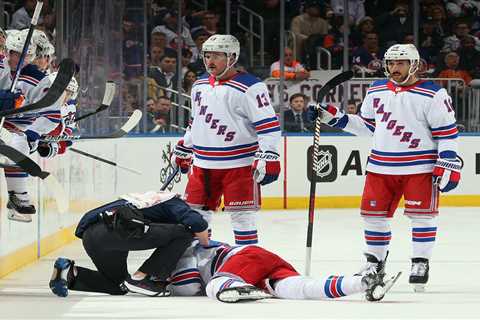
309;44;460;292
171;34;281;245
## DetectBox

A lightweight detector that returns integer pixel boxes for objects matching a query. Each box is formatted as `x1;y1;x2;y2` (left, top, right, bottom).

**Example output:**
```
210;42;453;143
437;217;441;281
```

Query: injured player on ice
166;241;401;303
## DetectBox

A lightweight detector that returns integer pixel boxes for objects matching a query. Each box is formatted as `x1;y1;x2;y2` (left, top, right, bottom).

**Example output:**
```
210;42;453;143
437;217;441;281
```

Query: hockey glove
37;141;72;158
252;151;281;185
0;90;22;110
307;103;347;128
432;155;462;192
171;140;193;174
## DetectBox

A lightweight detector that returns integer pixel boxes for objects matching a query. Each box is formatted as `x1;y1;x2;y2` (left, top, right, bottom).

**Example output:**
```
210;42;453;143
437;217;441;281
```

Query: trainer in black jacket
49;192;208;297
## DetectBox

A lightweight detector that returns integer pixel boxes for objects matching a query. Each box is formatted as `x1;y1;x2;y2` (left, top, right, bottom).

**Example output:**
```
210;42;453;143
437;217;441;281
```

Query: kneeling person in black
49;191;208;297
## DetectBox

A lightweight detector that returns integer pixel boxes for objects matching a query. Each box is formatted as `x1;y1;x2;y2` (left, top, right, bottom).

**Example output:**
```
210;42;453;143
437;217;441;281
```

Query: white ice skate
6;192;36;223
364;271;402;301
216;285;272;303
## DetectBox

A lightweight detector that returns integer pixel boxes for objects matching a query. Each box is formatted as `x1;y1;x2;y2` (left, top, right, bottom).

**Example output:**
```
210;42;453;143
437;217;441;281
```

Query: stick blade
102;81;116;106
316;70;354;103
120;109;142;134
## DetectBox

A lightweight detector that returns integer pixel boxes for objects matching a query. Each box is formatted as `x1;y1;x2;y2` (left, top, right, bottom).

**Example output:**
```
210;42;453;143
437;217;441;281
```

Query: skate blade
7;210;32;223
413;284;426;293
218;289;272;303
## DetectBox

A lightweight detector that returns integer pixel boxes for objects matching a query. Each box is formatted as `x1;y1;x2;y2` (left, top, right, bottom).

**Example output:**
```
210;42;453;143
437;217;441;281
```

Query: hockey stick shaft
0;1;43;134
160;166;179;191
41;109;142;142
69;147;142;175
304;71;354;276
9;1;43;92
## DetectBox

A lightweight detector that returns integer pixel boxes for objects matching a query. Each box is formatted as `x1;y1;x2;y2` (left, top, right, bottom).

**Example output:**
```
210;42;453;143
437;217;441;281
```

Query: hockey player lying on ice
51;235;400;302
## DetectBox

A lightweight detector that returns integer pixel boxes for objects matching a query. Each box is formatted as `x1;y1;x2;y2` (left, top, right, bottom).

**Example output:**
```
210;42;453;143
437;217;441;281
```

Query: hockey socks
410;216;437;259
363;218;391;261
230;211;258;245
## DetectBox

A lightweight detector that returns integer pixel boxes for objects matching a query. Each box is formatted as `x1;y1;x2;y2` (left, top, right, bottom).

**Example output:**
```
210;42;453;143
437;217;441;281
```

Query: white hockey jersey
184;73;281;169
338;79;458;175
167;241;246;296
47;99;77;136
1;62;62;137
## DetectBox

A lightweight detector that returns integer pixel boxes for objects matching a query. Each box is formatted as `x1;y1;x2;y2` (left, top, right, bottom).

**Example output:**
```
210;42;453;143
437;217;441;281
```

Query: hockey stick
160;166;179;191
69;147;142;175
0;58;75;118
0;144;69;213
41;109;142;142
0;1;43;134
8;1;43;92
74;81;116;122
305;71;354;276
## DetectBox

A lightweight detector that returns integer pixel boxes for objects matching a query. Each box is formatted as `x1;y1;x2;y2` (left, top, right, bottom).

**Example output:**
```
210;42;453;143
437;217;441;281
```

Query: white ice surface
0;207;479;320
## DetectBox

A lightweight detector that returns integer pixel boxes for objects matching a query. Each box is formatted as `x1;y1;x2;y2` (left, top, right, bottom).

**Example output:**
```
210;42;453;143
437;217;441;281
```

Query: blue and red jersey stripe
369;149;438;167
431;124;458;140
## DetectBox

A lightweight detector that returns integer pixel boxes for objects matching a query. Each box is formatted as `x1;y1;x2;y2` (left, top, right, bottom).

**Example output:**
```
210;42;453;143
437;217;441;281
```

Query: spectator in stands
290;0;329;64
188;30;209;75
437;51;472;87
428;4;448;38
151;30;167;53
10;0;38;30
376;1;413;46
457;35;480;79
123;15;144;79
149;50;179;95
283;93;313;132
149;45;164;67
270;47;310;80
352;32;384;76
346;100;358;115
419;19;443;67
201;10;221;36
351;16;376;47
323;13;346;69
442;20;480;53
122;83;141;114
330;0;366;26
183;69;197;96
149;96;172;133
152;10;195;51
181;48;193;76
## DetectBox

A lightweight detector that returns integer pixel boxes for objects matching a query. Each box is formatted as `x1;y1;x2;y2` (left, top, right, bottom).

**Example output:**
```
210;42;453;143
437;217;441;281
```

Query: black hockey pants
69;221;193;295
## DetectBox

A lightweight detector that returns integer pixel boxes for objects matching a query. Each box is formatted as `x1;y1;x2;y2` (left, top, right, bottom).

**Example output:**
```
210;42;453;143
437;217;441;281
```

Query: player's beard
391;72;409;85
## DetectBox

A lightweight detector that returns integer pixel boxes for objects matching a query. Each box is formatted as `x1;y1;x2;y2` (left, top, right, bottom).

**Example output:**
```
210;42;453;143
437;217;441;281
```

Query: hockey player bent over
168;241;401;303
171;35;281;245
308;44;461;292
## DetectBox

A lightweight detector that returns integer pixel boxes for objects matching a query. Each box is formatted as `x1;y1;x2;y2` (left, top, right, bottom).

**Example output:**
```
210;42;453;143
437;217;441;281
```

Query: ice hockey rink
0;207;479;320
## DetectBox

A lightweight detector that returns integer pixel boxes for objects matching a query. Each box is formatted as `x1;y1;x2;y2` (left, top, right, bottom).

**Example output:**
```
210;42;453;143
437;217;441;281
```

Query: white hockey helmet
383;44;420;84
33;30;55;57
5;29;37;58
49;72;79;100
202;34;240;77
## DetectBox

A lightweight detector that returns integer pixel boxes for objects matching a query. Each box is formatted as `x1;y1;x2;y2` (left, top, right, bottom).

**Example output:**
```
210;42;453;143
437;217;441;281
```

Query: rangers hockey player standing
309;44;461;292
171;35;281;245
